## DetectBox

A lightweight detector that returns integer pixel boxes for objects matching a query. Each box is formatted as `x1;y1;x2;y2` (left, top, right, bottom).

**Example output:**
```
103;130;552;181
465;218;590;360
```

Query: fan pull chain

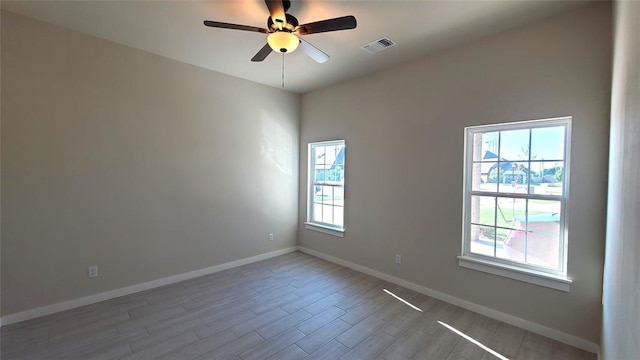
281;52;285;88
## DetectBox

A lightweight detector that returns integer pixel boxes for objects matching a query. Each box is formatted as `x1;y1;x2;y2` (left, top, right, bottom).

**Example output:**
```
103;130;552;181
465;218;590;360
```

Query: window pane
501;199;562;268
314;147;327;166
321;204;334;224
330;166;344;184
471;161;482;191
469;224;497;257
315;168;330;183
535;161;564;195
470;196;495;227
493;163;519;193
334;186;344;206
316;145;340;166
312;203;323;223
334;206;344;227
531;126;565;161
528;199;561;217
495;197;527;262
501;226;526;263
477;131;500;161
497;161;530;194
317;186;334;205
472;161;497;192
495;197;527;231
526;200;561;270
529;161;546;186
498;198;527;263
316;185;325;204
499;128;530;161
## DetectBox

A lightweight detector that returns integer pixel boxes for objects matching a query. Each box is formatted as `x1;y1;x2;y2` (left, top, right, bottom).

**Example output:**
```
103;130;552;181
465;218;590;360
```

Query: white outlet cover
88;266;98;278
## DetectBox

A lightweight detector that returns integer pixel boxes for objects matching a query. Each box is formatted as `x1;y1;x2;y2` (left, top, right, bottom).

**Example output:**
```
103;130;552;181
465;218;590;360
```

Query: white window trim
307;140;345;234
460;117;572;291
304;222;345;238
458;256;572;291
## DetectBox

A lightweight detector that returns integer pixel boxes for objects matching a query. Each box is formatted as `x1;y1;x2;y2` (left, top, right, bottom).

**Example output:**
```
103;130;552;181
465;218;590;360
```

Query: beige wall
0;9;3;326
1;11;300;316
602;1;640;358
299;3;611;344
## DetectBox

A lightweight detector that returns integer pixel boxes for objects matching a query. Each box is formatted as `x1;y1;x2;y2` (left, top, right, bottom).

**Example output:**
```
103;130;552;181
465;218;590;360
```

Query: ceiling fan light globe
267;32;299;54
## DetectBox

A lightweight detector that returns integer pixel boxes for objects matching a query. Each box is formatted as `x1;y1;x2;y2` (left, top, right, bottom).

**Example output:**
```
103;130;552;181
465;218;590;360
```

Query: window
460;117;572;291
306;140;345;236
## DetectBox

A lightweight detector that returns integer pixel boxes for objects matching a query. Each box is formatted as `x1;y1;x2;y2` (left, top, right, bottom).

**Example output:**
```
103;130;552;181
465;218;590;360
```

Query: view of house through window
308;140;345;230
463;118;570;274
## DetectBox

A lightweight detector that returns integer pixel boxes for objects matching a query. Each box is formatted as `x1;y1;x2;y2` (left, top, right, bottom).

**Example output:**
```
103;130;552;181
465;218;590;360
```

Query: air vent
361;37;396;54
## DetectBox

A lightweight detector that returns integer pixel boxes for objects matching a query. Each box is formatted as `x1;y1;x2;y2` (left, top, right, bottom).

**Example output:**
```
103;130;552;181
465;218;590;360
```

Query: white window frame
458;117;572;291
305;140;345;237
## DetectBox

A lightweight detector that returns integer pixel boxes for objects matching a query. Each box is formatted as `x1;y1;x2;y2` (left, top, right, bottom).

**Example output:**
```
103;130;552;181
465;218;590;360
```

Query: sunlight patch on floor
438;320;509;360
383;288;423;312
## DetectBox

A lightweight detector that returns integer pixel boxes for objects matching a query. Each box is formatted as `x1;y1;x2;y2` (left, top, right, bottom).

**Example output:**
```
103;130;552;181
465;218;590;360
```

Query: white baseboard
0;247;297;327
297;246;599;355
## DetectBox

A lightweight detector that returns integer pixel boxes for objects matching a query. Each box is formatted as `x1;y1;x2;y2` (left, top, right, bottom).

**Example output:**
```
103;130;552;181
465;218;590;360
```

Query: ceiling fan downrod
282;52;285;88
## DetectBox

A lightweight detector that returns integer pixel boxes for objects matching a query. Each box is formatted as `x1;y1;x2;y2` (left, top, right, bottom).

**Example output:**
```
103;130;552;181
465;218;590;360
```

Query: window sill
305;223;344;238
457;256;572;292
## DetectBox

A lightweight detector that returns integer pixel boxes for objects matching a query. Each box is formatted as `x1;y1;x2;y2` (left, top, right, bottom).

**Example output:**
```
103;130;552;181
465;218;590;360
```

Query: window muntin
308;140;345;230
463;118;570;275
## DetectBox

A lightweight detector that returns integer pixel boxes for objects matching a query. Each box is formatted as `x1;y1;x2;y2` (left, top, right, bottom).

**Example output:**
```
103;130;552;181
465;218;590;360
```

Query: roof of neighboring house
482;151;530;174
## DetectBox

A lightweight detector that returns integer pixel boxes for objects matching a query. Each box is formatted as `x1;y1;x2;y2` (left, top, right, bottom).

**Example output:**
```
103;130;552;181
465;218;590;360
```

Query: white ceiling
1;0;592;94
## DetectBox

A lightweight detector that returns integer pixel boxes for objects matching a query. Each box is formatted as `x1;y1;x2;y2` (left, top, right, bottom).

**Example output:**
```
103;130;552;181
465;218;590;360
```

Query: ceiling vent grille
361;37;396;54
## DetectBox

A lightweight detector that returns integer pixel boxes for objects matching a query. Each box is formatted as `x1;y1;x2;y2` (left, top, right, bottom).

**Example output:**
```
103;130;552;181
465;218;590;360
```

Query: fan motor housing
268;13;299;32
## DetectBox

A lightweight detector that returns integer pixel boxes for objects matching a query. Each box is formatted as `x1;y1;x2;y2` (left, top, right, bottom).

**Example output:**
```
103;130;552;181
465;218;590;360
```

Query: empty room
1;0;638;359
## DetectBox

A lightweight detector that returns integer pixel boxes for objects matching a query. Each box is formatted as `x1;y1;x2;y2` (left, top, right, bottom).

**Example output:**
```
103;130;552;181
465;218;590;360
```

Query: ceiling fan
203;0;357;64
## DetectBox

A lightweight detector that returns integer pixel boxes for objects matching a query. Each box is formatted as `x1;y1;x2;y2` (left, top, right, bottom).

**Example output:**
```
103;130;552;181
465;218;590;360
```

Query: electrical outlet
88;266;98;278
395;254;401;264
268;233;274;241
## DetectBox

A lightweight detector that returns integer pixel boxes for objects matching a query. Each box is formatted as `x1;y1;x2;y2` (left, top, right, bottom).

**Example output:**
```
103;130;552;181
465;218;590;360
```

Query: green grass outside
314;194;343;202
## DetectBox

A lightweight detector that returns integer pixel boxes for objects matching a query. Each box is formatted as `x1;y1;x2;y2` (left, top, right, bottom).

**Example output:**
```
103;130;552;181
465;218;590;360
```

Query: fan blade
298;39;329;63
251;43;273;62
265;0;286;26
297;15;357;35
204;20;268;33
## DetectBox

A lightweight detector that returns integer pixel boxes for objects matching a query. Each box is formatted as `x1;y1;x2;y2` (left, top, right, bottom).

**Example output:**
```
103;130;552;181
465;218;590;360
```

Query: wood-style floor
1;251;596;360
